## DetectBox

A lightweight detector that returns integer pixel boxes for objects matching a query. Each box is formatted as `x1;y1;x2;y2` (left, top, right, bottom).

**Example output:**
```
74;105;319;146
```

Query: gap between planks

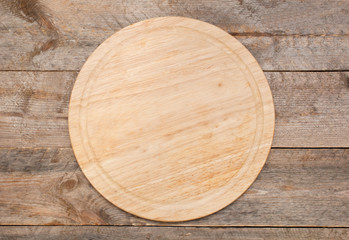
0;147;347;150
0;226;348;240
0;225;348;228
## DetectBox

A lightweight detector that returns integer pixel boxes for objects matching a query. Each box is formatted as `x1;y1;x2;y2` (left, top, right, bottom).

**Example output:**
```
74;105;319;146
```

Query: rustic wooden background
0;0;348;239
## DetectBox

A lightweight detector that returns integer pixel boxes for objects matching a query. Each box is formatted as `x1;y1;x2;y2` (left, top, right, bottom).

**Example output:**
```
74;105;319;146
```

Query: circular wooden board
69;17;275;222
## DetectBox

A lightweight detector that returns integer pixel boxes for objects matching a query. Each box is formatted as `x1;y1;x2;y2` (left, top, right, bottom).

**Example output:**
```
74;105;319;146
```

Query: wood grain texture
0;226;348;240
271;72;349;147
0;71;75;148
0;0;348;71
1;0;348;36
0;0;348;236
1;35;348;71
1;71;348;148
68;16;274;222
0;148;348;226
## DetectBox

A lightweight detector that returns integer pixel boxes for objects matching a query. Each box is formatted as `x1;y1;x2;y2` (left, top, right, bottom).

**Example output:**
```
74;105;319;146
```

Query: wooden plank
0;148;348;226
1;0;348;35
0;0;348;71
0;71;348;148
0;226;348;240
270;72;349;147
239;36;349;71
0;72;75;148
0;35;348;71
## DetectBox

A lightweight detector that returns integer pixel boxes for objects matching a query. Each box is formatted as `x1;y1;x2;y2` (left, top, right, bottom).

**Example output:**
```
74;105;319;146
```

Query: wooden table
0;1;348;239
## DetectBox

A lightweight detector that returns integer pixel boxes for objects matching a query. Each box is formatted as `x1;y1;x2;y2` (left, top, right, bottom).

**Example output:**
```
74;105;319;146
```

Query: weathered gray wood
1;0;348;35
0;226;348;240
239;36;349;71
0;0;348;71
271;72;349;147
0;35;348;71
0;71;75;148
1;71;348;148
0;148;348;226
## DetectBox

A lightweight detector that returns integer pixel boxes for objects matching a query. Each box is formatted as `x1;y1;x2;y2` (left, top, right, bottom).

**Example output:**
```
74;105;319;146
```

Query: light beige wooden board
68;17;275;222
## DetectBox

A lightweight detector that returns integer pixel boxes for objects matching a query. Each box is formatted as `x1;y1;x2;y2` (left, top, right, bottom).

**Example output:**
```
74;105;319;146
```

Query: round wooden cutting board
69;17;275;222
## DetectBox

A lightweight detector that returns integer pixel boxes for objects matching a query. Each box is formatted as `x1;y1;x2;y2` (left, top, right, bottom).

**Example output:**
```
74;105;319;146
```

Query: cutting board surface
69;17;275;222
